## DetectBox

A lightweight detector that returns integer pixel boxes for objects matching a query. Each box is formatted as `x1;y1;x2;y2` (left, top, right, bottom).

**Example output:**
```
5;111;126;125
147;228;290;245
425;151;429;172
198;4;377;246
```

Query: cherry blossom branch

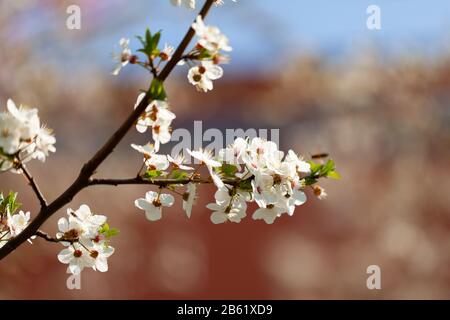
19;163;48;208
88;170;324;189
0;0;216;261
88;176;241;187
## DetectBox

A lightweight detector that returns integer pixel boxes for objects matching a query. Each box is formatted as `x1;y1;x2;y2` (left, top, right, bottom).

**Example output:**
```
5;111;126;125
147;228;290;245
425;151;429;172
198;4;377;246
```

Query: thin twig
89;177;241;187
35;230;77;244
19;163;47;208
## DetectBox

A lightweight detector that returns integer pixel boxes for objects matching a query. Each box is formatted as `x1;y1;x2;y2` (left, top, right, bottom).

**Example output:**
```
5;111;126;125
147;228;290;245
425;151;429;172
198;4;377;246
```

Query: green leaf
320;159;335;176
308;159;338;179
136;35;146;47
151;31;161;52
327;170;341;180
198;48;212;60
144;169;163;179
0;192;21;215
308;160;322;175
171;170;189;180
99;222;110;234
99;223;119;238
303;176;318;186
149;79;167;100
220;164;238;178
105;228;119;238
239;179;253;192
145;28;152;48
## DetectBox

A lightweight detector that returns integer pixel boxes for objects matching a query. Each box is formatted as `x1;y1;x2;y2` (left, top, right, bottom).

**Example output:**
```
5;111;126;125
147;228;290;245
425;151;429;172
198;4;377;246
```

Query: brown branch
0;0;216;261
88;176;240;187
19;163;47;208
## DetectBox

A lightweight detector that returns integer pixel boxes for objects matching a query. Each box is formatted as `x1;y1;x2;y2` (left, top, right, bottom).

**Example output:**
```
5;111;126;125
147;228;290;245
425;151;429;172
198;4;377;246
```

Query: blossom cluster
112;10;232;93
0;192;32;249
112;28;176;77
134;95;176;149
57;205;117;275
132;136;337;225
0;99;56;172
186;15;232;92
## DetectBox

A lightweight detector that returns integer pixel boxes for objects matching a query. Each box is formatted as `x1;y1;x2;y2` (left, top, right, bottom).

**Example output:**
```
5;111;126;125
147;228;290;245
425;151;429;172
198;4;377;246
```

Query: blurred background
1;0;450;299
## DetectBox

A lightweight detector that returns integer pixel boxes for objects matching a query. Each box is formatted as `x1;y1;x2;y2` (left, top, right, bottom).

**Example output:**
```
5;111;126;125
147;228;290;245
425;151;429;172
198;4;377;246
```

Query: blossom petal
160;194;175;207
210;212;227;224
57;248;73;263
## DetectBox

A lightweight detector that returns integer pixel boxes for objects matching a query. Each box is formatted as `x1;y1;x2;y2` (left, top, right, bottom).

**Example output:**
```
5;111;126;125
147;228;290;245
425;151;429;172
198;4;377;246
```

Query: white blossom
152;123;172;149
167;154;194;171
192;16;232;54
207;201;246;224
188;61;223;92
275;184;307;216
135;191;175;221
146;153;170;171
57;205;107;241
214;186;248;210
214;0;238;6
186;16;231;92
187;148;221;168
252;205;285;225
57;215;84;243
160;43;175;61
0;99;55;172
112;38;132;76
285;150;311;174
187;148;223;187
32;127;56;162
7;99;40;141
131;142;159;158
131;143;169;171
170;0;196;10
7;210;30;237
182;183;197;218
0;112;22;155
218;137;247;165
134;95;176;149
72;205;107;238
251;174;278;208
89;241;115;272
58;245;94;275
56;204;115;275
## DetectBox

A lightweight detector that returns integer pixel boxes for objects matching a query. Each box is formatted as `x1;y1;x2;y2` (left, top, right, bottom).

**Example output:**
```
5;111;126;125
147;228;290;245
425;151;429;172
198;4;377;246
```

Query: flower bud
313;185;327;200
129;55;138;64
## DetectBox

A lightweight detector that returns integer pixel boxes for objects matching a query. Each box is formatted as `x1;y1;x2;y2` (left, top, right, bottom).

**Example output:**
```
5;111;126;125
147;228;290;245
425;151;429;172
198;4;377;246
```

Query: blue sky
119;0;450;68
15;0;450;72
